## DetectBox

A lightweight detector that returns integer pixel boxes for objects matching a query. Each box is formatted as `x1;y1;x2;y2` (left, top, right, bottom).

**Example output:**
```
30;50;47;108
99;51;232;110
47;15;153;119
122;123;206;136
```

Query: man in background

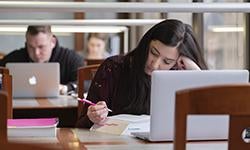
0;25;84;94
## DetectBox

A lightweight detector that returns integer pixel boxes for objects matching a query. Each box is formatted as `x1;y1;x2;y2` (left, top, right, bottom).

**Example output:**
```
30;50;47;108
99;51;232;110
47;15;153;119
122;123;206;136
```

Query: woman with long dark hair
76;19;208;128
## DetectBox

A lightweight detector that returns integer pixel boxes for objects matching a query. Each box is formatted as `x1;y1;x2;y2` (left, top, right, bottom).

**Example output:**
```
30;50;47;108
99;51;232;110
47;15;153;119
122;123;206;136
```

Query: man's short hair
26;25;52;36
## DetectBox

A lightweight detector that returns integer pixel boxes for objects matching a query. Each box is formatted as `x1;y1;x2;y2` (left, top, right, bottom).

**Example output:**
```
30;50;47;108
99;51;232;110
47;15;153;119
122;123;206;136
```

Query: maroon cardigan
76;55;151;128
76;55;125;128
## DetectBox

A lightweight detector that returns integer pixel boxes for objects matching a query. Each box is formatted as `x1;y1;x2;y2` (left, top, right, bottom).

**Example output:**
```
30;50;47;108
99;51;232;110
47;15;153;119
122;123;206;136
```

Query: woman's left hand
176;56;201;70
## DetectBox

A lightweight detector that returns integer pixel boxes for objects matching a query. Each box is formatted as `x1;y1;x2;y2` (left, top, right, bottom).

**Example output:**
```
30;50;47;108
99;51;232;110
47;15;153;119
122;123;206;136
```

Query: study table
9;128;228;150
13;95;78;127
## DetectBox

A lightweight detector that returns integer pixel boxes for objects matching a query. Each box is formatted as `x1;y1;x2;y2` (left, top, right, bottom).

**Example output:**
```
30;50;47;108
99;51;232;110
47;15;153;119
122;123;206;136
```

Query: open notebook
90;114;150;135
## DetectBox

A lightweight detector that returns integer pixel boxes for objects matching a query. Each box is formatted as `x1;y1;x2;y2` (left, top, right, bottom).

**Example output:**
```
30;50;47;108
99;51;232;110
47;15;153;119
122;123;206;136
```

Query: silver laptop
132;70;249;141
6;63;60;98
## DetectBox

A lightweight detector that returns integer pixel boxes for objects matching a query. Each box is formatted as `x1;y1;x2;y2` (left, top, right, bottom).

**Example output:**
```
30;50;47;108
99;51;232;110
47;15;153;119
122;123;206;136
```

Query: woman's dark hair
113;19;207;114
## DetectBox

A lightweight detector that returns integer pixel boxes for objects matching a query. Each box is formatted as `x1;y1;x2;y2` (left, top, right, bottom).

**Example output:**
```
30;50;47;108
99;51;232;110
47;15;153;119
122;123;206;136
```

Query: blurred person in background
0;25;84;95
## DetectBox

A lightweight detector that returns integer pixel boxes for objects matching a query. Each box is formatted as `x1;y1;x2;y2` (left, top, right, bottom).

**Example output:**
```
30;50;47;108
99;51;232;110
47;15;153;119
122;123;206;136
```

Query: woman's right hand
87;101;109;125
176;56;201;70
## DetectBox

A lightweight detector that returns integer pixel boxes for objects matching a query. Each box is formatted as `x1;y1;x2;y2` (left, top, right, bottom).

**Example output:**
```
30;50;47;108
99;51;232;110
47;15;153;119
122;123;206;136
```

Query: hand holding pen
77;98;112;112
78;98;111;125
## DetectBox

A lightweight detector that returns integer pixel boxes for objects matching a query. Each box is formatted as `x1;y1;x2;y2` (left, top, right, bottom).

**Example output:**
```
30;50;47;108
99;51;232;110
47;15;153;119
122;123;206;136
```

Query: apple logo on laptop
28;76;37;85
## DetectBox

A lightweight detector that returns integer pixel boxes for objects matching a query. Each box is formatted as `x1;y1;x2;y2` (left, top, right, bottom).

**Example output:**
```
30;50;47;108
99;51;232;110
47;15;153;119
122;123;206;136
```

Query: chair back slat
0;67;12;119
84;59;104;66
77;64;100;118
174;84;250;150
0;91;8;143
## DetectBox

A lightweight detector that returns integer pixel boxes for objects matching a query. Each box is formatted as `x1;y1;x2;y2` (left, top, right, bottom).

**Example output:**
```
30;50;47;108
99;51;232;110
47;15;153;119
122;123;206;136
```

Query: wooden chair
0;66;9;74
174;84;250;150
84;58;104;66
77;64;100;118
0;91;8;143
0;67;12;119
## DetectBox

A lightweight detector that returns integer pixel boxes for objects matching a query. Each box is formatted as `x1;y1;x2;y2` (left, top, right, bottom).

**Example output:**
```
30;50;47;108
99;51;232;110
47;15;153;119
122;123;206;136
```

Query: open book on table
7;118;59;137
90;114;150;135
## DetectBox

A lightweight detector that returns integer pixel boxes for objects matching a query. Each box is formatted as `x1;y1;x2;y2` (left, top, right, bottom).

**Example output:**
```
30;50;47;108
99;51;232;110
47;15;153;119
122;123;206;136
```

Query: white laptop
6;63;60;98
132;70;249;141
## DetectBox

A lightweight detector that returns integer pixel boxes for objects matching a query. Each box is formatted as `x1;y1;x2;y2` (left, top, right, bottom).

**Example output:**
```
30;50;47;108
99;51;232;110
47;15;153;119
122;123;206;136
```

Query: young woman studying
76;19;208;128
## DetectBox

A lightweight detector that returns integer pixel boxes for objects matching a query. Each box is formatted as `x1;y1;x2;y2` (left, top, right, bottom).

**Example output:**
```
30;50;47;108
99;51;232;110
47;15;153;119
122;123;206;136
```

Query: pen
77;98;112;112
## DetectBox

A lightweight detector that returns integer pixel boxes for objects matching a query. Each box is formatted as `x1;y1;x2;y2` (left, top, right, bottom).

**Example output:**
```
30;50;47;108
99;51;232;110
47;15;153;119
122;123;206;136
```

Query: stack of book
7;118;59;137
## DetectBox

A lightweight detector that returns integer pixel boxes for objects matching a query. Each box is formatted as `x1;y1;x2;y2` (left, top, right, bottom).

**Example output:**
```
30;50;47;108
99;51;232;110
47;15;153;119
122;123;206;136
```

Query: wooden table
9;128;228;150
13;96;78;127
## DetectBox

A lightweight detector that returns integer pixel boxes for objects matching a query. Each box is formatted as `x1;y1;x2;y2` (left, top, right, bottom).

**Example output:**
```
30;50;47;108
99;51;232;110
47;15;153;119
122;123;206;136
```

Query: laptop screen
149;70;249;141
6;63;60;98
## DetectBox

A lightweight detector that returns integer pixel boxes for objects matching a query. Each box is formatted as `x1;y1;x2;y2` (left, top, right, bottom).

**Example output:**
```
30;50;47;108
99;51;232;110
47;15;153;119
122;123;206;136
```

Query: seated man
0;25;84;94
